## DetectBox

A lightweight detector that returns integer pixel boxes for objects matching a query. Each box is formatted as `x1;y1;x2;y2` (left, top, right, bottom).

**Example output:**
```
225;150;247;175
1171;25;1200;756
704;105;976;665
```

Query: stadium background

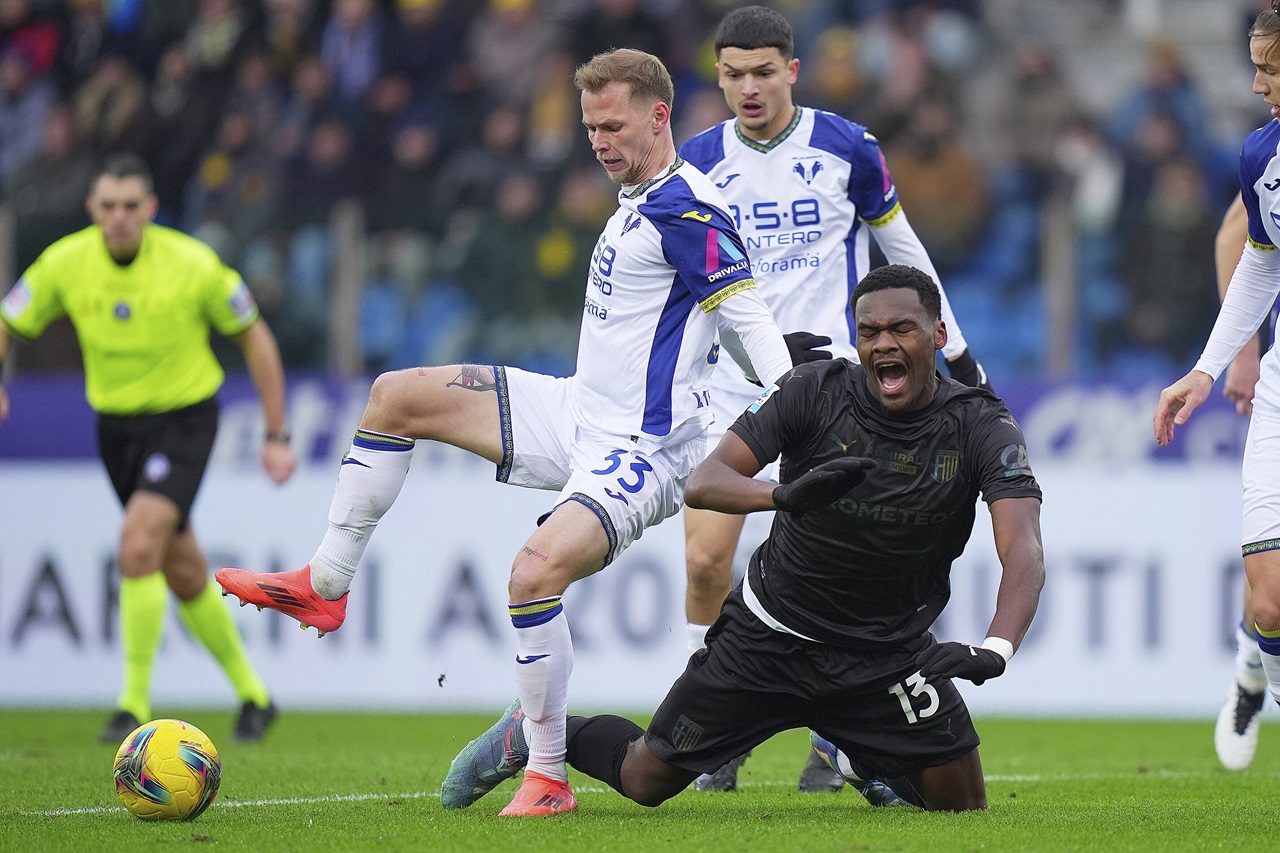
0;0;1267;716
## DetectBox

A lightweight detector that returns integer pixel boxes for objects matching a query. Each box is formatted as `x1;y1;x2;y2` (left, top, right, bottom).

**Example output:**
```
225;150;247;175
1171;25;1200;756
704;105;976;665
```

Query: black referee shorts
645;587;980;780
97;397;219;529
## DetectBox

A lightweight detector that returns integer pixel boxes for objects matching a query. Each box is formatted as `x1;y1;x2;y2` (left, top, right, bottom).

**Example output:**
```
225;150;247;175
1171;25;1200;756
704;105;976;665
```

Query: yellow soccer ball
112;719;221;821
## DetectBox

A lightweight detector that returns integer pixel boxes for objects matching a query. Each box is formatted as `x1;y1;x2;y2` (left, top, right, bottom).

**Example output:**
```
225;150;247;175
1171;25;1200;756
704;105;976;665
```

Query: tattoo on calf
446;365;496;392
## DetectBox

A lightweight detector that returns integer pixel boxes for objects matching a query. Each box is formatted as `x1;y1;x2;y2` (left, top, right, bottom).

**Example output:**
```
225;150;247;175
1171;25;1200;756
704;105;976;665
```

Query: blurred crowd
0;0;1268;380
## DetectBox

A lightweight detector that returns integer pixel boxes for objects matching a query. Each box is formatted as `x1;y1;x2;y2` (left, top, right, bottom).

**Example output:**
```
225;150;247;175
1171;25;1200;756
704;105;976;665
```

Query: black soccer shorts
645;588;981;779
97;397;219;529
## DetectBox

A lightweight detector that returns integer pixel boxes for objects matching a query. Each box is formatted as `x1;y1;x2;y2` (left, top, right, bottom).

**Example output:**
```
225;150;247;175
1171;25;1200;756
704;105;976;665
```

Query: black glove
945;348;993;393
772;457;876;513
916;641;1006;685
784;331;834;366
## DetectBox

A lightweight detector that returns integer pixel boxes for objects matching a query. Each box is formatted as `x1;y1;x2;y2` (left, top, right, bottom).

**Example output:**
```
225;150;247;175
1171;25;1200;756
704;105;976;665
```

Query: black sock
565;714;644;796
884;775;926;808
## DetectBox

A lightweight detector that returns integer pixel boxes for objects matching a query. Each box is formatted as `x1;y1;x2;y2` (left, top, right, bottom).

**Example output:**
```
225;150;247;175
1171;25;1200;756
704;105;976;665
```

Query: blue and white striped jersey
680;106;901;364
571;158;766;442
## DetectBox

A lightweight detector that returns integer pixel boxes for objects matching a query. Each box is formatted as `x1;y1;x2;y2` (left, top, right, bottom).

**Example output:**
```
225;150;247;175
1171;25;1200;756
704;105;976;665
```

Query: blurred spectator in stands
359;67;414;164
274;50;334;159
526;50;580;172
857;6;963;143
5;103;93;271
73;49;145;155
318;0;385;121
674;84;729;146
993;40;1082;201
1055;117;1126;366
261;0;319;81
1115;109;1184;238
57;0;110;95
1105;34;1213;175
184;105;281;267
527;163;615;361
1119;154;1218;365
0;0;61;79
568;0;667;67
466;0;561;109
365;106;446;286
459;169;557;369
124;41;221;222
383;0;474;110
882;97;989;275
433;102;527;223
269;114;363;365
0;42;54;190
226;46;283;148
793;24;866;118
182;0;258;84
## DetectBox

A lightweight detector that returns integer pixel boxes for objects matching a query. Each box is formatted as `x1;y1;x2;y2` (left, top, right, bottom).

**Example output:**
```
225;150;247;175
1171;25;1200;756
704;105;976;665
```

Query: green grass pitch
2;709;1277;852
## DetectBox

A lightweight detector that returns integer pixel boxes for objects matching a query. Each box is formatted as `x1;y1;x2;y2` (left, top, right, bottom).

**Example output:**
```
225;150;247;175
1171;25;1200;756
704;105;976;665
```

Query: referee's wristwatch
265;429;291;445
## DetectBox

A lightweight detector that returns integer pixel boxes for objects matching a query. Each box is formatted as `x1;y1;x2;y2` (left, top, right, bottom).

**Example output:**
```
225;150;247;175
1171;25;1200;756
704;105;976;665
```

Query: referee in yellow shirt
0;153;297;743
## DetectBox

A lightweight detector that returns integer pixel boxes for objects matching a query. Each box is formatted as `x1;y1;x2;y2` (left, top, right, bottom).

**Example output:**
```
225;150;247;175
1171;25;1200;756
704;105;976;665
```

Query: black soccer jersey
729;359;1042;648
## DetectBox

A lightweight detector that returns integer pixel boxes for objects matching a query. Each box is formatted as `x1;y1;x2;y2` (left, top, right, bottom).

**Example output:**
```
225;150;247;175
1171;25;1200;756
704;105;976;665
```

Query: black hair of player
851;264;942;322
714;5;794;60
96;152;155;194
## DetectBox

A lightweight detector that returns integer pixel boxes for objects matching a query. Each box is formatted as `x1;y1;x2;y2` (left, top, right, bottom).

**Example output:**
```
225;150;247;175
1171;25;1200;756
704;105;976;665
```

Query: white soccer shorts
496;366;704;564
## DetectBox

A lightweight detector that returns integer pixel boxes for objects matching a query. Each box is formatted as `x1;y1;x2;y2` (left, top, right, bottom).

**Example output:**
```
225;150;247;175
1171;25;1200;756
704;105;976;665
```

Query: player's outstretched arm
1153;370;1214;446
1215;193;1261;415
685;431;774;515
234;318;297;484
919;496;1044;685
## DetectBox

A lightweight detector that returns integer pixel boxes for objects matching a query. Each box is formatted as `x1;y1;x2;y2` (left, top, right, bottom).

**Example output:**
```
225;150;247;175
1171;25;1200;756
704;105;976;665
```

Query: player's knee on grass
621;741;696;807
915;750;987;812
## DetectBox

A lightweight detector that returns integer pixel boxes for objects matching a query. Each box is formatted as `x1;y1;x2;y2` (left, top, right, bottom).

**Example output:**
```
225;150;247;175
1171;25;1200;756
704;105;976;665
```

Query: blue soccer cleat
441;699;528;809
808;731;916;808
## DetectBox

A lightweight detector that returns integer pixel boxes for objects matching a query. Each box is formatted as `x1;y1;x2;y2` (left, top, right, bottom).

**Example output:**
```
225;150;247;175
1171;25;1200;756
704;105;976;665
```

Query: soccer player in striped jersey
1157;3;1280;748
219;48;797;817
677;5;992;792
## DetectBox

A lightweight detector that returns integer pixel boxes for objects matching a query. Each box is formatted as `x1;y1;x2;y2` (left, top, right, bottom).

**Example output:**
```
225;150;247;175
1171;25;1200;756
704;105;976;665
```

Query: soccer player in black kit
444;264;1045;812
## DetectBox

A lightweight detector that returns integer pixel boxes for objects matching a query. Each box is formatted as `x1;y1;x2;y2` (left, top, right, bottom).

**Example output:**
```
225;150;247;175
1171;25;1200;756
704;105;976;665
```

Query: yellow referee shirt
0;224;260;415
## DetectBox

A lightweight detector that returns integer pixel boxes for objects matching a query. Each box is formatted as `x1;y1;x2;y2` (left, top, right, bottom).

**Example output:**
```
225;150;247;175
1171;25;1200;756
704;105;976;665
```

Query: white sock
686;622;711;655
511;599;572;783
1236;622;1267;693
1259;645;1280;707
311;430;414;599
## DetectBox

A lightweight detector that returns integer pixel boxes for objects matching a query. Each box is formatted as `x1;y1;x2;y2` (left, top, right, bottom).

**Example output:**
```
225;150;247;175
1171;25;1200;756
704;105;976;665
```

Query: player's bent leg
217;564;347;636
620;737;699;808
683;508;745;629
684;509;751;791
1243;549;1280;707
806;733;912;806
908;747;987;812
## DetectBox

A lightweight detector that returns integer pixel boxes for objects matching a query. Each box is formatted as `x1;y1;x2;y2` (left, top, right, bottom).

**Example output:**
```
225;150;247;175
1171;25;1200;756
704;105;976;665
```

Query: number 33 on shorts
591;448;654;504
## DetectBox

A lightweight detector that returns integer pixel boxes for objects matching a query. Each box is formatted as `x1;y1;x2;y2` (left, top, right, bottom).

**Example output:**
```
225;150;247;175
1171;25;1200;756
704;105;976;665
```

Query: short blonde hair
573;48;674;109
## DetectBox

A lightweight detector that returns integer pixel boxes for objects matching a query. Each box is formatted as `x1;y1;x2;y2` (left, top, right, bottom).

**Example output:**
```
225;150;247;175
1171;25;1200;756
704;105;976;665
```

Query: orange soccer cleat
497;770;578;817
215;565;347;637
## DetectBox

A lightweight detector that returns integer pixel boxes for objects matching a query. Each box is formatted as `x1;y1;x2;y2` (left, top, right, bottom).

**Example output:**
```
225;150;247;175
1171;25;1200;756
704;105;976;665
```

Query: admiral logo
681;210;712;223
621;212;642;235
707;259;749;283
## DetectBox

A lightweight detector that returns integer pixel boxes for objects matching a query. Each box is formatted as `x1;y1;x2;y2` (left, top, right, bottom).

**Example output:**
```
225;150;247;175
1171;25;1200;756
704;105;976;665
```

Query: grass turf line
2;710;1278;852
